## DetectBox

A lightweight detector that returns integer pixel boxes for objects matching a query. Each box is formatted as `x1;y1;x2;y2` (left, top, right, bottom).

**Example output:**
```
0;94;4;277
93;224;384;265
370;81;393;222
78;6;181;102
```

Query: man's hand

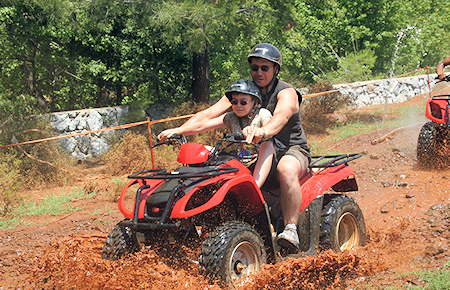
438;73;447;81
242;126;266;144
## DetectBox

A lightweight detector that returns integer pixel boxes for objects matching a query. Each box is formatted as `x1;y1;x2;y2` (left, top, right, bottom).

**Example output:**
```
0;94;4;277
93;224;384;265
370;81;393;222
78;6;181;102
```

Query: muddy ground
0;89;449;289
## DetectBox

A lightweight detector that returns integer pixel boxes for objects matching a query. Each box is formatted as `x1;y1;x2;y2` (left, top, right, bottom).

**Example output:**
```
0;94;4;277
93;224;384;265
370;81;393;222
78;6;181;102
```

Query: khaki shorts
282;145;311;171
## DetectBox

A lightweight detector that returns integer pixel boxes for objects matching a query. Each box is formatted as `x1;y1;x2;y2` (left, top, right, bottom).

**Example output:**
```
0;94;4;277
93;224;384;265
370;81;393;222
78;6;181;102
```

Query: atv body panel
300;164;357;211
425;95;450;125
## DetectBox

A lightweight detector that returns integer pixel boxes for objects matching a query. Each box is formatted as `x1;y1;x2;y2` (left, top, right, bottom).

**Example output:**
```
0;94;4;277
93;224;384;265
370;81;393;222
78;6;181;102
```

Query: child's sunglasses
251;65;272;72
231;100;251;106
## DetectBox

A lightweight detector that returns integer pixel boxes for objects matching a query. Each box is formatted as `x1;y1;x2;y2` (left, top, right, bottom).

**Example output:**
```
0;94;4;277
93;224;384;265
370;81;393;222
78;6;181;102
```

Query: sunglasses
231;99;252;106
251;65;272;72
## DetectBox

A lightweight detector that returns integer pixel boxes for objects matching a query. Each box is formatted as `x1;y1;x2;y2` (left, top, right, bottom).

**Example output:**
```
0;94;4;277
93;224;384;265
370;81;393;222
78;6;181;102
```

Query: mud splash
19;234;373;290
233;251;372;290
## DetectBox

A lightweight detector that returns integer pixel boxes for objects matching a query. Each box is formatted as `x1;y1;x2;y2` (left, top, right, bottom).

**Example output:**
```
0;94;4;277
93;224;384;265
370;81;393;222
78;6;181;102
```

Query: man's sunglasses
251;65;272;72
231;99;252;106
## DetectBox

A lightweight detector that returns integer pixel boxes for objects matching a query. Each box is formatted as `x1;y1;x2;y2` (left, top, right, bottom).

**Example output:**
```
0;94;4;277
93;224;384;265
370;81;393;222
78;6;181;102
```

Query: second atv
102;133;366;286
417;75;450;168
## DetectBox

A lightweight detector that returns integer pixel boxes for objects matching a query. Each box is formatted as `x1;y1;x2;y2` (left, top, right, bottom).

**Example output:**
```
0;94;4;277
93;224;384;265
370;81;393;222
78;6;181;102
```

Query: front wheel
102;221;141;260
417;121;436;168
199;221;267;286
320;195;366;252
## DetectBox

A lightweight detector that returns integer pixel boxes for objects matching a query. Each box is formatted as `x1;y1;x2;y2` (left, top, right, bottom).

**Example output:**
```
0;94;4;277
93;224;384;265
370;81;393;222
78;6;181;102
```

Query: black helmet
247;43;282;68
225;79;262;104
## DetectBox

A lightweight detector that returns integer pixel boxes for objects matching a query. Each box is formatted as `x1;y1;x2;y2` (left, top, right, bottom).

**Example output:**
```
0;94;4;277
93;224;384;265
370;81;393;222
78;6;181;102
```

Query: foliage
326;49;378;83
0;152;22;216
102;131;153;176
0;0;449;112
0;114;74;189
301;80;350;134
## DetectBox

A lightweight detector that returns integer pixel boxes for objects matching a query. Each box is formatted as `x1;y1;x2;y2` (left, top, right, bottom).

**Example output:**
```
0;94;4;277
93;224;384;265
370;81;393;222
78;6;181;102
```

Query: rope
0;114;193;149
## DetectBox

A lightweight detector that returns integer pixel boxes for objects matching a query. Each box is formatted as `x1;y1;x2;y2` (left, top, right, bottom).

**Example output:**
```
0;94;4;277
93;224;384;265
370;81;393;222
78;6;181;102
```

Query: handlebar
152;133;187;148
221;131;269;145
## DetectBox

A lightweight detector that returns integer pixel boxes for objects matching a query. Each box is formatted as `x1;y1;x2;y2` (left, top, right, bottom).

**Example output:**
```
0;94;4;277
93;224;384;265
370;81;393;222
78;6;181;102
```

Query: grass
308;102;425;155
356;261;450;290
403;261;450;290
0;217;30;229
0;187;96;229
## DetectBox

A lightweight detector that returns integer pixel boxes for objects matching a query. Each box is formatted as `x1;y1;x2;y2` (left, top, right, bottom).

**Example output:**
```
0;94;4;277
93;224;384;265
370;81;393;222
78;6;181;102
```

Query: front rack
128;167;239;180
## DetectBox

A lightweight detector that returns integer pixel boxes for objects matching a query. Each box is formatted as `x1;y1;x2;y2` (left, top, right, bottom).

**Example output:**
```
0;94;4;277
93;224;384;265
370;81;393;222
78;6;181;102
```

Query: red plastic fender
300;164;356;211
118;178;164;219
171;174;265;219
425;97;448;124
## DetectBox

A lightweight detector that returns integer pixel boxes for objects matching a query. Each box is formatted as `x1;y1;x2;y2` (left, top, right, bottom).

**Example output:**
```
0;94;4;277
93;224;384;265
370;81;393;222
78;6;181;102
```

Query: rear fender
300;164;357;211
171;174;265;219
118;178;164;219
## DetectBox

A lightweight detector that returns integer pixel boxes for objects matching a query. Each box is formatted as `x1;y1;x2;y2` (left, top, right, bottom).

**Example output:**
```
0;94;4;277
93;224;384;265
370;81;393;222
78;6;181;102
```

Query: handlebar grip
234;131;245;140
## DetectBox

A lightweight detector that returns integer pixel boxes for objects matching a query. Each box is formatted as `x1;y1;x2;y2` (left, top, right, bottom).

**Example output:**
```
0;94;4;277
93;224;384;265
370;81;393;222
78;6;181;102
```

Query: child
158;79;274;188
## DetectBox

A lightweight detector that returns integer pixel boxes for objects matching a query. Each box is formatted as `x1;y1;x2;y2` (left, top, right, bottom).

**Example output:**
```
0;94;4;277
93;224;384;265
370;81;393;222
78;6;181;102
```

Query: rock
397;181;408;187
423;246;444;256
380;204;391;213
405;191;415;198
370;153;379;160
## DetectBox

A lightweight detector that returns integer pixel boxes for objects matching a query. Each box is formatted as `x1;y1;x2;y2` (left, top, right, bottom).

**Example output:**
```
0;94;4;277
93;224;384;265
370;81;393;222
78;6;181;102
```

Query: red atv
417;75;450;168
102;133;366;285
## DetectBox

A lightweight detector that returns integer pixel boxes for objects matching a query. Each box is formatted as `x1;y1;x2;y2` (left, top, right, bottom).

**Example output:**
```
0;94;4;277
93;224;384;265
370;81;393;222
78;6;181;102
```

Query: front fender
300;164;357;211
171;174;265;219
118;179;164;219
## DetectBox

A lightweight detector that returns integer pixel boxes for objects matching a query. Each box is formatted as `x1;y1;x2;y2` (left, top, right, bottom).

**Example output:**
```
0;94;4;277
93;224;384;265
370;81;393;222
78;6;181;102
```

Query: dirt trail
1;91;449;289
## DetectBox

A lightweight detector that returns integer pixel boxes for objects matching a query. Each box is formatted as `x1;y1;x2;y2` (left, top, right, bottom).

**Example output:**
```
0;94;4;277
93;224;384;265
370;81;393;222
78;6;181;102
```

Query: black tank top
261;79;309;153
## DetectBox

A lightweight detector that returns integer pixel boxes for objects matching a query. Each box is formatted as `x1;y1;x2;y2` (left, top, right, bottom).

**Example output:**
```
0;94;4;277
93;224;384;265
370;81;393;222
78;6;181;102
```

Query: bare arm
244;87;299;144
437;56;450;81
158;114;226;141
158;95;232;141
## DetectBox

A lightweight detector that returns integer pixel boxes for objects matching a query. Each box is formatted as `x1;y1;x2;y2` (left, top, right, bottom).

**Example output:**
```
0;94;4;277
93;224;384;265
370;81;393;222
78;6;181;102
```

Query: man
158;43;311;251
436;56;450;81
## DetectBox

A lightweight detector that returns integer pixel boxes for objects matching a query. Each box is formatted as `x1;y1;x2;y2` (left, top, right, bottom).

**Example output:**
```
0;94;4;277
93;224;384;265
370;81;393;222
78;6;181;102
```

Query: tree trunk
191;46;210;103
115;83;123;105
24;44;48;112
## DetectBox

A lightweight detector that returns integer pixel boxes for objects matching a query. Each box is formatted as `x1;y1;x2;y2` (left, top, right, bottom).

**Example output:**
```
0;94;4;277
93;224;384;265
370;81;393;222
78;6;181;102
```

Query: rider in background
436;56;450;81
158;79;275;188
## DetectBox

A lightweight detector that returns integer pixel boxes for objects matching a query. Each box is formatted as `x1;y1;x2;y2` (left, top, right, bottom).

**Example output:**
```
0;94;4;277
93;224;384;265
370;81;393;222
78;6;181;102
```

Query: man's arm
158;95;231;141
244;87;299;144
437;56;450;81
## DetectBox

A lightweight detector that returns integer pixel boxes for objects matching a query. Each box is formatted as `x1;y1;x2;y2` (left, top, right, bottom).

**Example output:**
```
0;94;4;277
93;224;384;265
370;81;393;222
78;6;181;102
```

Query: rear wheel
102;222;140;260
199;221;266;286
417;121;436;168
320;195;366;252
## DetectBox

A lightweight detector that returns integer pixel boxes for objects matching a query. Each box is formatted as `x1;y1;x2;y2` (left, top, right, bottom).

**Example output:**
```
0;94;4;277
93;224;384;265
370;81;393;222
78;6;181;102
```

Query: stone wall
49;74;437;159
332;74;434;107
48;106;129;160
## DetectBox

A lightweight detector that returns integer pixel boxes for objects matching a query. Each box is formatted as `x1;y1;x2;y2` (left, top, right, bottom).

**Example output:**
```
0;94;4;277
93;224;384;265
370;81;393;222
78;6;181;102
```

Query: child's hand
157;128;179;142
